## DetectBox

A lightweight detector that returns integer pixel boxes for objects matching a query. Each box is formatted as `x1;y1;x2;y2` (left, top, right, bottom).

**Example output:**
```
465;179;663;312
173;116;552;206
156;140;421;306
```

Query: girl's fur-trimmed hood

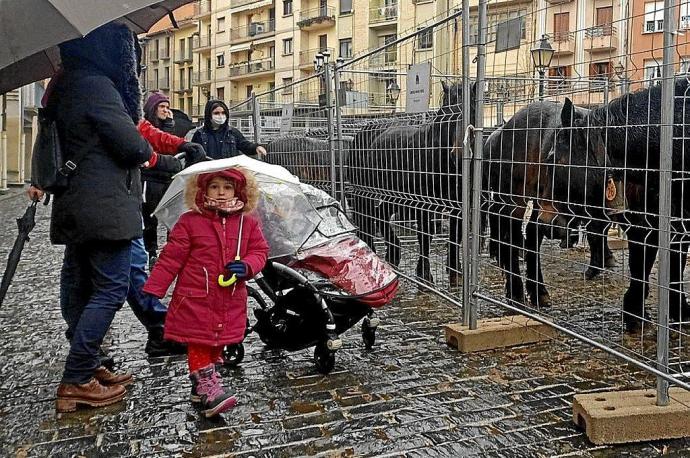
184;167;259;215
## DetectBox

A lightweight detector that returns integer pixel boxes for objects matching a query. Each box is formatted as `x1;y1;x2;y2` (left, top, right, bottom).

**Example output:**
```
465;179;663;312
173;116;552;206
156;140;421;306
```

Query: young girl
144;167;269;417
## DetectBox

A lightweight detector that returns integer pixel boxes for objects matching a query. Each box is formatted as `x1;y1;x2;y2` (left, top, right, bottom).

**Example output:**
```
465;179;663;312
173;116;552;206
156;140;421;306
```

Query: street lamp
614;60;628;94
386;80;401;113
530;35;554;101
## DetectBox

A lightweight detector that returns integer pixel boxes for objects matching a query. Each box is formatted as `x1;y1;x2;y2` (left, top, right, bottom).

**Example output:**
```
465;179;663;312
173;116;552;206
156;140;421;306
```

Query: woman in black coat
191;99;267;159
48;22;152;413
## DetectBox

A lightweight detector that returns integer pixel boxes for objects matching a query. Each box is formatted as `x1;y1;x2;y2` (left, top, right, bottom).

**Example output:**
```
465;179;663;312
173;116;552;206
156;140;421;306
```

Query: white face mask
211;114;227;126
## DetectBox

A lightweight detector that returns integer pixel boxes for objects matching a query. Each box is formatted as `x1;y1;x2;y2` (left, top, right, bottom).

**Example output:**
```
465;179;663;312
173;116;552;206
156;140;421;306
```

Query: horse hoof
448;272;462;288
604;255;617;268
585;267;601;280
529;294;551;309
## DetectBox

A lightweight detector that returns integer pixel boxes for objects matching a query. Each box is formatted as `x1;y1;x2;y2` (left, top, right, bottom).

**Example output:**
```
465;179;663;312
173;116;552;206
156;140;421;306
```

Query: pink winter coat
143;168;269;346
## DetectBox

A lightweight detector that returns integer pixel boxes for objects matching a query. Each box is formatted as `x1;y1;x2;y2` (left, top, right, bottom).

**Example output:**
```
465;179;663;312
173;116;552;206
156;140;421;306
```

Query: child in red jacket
144;167;269;417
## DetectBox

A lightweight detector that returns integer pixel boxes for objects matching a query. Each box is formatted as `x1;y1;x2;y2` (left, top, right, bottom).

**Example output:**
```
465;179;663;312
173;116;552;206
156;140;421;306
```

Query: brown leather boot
56;378;126;413
94;366;133;386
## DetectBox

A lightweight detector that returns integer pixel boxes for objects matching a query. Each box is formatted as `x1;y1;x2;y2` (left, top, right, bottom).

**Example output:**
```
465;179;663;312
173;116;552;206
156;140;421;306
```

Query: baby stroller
154;156;398;374
225;183;399;374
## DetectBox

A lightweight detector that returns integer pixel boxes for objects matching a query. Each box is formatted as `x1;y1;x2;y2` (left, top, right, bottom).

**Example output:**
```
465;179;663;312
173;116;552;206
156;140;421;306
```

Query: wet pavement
1;188;690;457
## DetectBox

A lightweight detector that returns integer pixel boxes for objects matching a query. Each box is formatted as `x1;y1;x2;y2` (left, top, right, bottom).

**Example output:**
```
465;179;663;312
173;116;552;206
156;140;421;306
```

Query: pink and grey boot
191;364;237;417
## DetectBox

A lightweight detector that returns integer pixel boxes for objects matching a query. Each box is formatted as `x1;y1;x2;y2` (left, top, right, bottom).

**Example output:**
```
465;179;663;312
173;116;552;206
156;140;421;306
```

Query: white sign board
406;62;431;113
279;103;294;134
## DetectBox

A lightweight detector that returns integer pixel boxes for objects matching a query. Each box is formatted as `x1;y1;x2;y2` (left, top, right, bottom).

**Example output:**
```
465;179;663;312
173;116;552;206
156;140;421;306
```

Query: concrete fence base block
573;388;690;445
443;315;557;353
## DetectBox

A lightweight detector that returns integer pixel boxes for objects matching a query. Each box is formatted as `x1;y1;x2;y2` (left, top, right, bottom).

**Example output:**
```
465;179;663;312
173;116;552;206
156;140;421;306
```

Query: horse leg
497;208;525;307
379;203;401;266
585;220;612;280
488;208;500;260
623;226;656;331
525;210;550;308
447;209;461;287
353;195;377;251
415;208;433;283
669;238;690;323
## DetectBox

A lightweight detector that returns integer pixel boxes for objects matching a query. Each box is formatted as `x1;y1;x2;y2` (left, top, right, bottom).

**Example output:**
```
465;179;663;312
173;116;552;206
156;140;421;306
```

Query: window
217;87;225;100
246;85;254;98
417;27;433;49
217;17;225;32
282;77;293;94
595;7;613;35
340;0;352;14
216;53;225;67
681;56;690;74
179;97;185;112
548;66;571;91
644;59;662;87
645;2;664;32
339;38;353;58
682;2;690;29
553;13;570;42
283;38;293;55
469;10;526;45
179;68;185;88
283;0;292;16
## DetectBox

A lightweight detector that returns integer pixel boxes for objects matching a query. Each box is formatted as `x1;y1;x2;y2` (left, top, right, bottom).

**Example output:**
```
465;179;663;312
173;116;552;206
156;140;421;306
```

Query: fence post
461;0;472;327
323;64;337;199
333;65;346;209
251;92;261;145
656;0;677;407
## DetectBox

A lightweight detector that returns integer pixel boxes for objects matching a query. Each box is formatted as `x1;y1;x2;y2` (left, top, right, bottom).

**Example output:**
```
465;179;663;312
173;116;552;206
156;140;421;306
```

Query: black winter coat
49;68;152;245
190;99;258;159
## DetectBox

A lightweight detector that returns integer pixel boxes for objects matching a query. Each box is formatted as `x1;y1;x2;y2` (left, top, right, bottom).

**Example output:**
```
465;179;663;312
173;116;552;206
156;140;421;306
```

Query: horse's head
439;80;477;125
538;97;618;237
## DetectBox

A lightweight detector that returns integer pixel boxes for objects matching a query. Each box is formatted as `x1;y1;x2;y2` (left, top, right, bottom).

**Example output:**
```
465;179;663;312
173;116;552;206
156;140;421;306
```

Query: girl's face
211;106;227;117
206;177;235;201
156;101;171;121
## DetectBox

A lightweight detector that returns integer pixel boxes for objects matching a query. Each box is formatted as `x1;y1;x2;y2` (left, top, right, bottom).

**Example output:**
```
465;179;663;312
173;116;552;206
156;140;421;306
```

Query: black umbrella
0;200;38;307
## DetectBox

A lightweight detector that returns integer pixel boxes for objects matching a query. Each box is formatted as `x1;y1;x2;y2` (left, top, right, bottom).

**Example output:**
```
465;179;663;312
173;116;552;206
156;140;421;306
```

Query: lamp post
386;80;401;113
614;60;628;95
530;35;554;101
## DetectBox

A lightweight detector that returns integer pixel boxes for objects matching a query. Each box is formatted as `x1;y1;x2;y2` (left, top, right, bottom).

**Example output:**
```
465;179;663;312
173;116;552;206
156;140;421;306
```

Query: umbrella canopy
153;156;324;259
0;0;194;94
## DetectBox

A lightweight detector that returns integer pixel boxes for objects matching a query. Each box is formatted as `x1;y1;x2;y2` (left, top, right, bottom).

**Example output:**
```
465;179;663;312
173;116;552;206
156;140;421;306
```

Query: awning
232;0;272;13
230;42;252;53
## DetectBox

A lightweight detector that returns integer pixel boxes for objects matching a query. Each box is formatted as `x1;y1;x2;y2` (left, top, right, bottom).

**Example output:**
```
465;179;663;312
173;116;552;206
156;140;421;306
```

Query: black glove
226;261;248;278
177;142;207;165
153;154;183;174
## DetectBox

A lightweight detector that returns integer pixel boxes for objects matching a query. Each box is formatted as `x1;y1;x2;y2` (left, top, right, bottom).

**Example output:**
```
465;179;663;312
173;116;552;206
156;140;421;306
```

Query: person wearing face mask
191;99;267;160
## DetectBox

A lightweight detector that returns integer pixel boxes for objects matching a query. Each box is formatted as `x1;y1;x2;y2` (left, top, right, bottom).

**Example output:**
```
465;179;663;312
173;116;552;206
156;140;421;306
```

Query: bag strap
59;135;100;176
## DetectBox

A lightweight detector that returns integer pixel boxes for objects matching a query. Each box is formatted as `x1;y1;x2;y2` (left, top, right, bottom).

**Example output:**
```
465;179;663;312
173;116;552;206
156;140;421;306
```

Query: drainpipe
0;94;8;192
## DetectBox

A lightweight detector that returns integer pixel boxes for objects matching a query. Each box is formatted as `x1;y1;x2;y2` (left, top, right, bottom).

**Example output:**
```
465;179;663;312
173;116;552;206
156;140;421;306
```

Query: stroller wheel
313;344;336;374
223;343;245;368
362;320;376;350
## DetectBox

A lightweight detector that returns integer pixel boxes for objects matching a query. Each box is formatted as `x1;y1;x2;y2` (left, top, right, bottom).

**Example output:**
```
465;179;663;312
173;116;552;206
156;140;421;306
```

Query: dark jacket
190;99;259;159
49;23;152;245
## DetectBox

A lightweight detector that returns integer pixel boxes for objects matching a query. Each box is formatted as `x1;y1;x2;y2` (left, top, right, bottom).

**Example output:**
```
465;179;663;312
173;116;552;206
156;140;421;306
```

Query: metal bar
251;92;261;145
461;0;472;327
656;0;677;407
469;0;488;331
475;293;690;391
324;63;337;199
333;67;346;209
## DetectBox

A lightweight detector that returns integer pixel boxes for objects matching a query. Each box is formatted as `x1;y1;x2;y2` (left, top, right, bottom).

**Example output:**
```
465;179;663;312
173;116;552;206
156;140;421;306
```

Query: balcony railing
159;77;170;90
229;58;275;77
297;6;336;28
585;24;615;38
231;0;261;8
192;35;211;50
299;47;335;67
230;20;276;42
369;50;397;67
552;31;573;43
551;32;575;55
370;3;398;24
370;91;396;106
192;69;212;85
174;49;194;63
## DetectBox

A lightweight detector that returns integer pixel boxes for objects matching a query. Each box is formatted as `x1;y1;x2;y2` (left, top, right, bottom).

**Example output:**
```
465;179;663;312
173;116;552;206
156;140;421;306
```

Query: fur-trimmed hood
59;21;142;123
184;167;259;215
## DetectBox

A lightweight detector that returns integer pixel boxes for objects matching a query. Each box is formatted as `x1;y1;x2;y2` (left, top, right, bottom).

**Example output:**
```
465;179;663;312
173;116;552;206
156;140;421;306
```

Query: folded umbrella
0;0;194;94
0;201;38;307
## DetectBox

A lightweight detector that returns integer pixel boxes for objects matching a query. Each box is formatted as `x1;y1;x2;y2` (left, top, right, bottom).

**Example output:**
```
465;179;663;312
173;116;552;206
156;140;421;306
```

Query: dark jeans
61;238;167;342
142;180;168;256
60;241;131;384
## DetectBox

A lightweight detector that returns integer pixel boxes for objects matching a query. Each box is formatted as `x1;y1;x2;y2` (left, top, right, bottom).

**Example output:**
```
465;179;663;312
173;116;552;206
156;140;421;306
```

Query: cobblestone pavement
1;188;690;457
